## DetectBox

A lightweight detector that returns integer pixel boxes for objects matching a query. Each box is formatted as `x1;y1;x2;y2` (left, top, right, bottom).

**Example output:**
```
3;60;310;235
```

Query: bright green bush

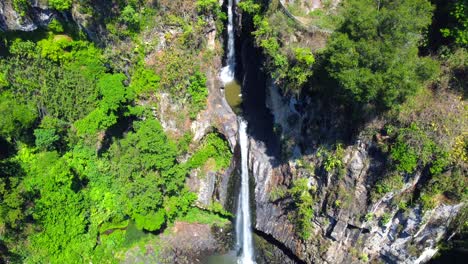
48;0;73;11
390;142;418;173
380;212;392;226
441;1;468;46
318;144;345;174
48;19;64;33
34;128;59;151
120;5;141;30
0;92;37;139
238;0;261;14
129;66;160;97
390;124;446;174
74;74;127;136
289;178;315;240
188;71;208;119
252;12;316;92
375;174;404;195
178;207;229;225
12;0;28;16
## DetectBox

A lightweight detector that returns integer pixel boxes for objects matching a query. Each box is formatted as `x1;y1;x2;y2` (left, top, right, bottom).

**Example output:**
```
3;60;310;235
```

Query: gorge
0;1;466;264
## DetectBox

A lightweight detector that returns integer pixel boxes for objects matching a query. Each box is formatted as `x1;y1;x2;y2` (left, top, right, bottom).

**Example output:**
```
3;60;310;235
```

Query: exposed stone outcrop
0;0;54;31
245;80;464;263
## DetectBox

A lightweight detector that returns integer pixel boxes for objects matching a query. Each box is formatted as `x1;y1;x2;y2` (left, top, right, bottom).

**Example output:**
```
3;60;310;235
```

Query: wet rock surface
244;85;463;263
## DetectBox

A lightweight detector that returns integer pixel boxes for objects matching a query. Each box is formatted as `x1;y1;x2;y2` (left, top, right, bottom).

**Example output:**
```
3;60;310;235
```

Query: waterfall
219;0;255;261
237;119;255;264
220;0;236;84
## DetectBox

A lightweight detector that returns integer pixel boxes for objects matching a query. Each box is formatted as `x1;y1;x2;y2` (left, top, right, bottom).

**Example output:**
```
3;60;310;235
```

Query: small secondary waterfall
220;0;236;84
236;120;255;264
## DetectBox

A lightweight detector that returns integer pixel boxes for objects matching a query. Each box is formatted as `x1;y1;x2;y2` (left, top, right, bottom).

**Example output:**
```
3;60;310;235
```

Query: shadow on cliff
239;38;282;160
237;31;369;168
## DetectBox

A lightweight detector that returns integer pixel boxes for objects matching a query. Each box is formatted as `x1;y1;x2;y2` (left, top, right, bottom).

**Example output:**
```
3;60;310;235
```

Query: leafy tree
34;128;59;151
16;148;94;263
0;159;27;230
325;0;438;109
107;119;195;231
129;66;160;97
188;132;232;170
0;92;37;139
48;0;73;11
74;74;127;136
196;0;221;16
120;5;141;30
238;0;261;14
3;39;106;123
252;14;315;92
48;19;64;33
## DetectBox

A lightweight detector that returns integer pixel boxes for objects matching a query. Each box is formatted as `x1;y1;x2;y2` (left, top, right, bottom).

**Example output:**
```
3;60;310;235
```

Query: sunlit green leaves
325;0;437;109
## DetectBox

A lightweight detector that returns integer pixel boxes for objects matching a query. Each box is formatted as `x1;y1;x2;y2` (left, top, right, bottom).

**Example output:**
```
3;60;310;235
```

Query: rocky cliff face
242;79;463;263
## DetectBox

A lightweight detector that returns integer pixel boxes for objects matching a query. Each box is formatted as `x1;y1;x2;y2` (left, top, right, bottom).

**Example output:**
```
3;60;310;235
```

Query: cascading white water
219;0;254;261
237;119;255;264
220;0;236;84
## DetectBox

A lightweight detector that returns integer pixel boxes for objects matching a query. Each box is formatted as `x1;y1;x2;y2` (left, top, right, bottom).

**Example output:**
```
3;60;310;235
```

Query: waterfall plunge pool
224;80;243;113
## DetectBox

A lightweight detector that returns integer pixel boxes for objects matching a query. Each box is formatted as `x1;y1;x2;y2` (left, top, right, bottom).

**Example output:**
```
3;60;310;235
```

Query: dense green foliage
241;0;317;93
48;0;73;11
187;132;232;171
0;2;232;261
2;37;106;124
187;71;209;119
324;0;438;109
270;178;315;240
290;178;315;240
252;12;315;93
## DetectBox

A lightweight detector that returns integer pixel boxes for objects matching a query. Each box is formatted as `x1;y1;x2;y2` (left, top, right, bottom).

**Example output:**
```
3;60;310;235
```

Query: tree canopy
325;0;439;109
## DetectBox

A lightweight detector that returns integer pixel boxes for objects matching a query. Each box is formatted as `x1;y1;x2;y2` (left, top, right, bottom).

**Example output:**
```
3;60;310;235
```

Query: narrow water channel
220;0;256;263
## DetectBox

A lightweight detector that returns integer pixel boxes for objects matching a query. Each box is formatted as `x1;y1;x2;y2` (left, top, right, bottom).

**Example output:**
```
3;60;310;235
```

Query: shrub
48;0;73;11
440;1;468;46
380;212;392;226
187;71;208;119
120;5;141;30
364;213;374;222
48;19;64;33
238;0;261;14
289;178;315;240
319;144;345;174
34;129;59;151
270;186;288;201
390;123;441;174
188;132;232;171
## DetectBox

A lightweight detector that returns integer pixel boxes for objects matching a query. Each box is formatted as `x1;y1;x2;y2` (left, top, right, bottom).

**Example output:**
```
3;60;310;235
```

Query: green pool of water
224;79;242;112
